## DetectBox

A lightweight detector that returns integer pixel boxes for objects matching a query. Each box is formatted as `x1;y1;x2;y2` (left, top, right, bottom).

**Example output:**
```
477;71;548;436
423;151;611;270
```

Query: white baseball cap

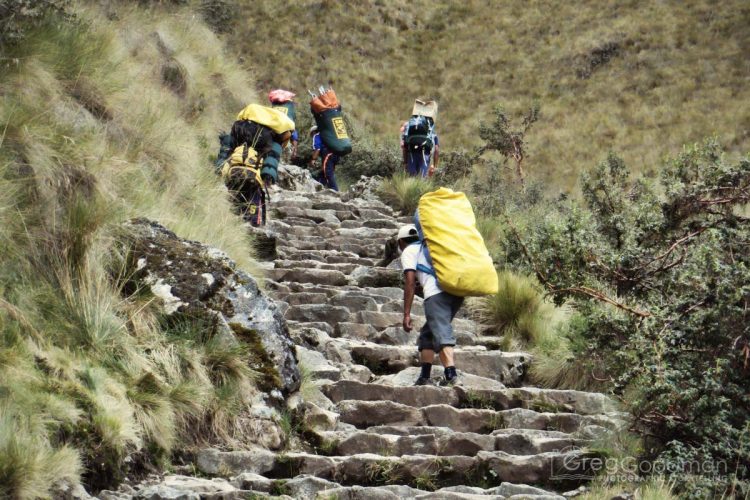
397;224;418;241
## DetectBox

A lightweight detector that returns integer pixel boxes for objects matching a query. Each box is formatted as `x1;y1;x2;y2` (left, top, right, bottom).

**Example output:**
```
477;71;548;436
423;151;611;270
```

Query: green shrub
432;150;476;186
339;138;401;183
377;172;434;215
503;141;750;496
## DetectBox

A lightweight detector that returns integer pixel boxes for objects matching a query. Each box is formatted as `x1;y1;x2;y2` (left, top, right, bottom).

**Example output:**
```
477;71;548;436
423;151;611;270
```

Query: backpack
230;120;274;156
235;103;295;135
220;144;268;226
309;87;353;156
272;101;297;124
220;143;263;187
404;115;435;150
415;187;498;297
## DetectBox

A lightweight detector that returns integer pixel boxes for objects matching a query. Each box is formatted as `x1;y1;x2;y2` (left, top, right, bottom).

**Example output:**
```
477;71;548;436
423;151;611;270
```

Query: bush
339;138;401;183
503;141;750;496
432;149;476;186
377;172;434;215
198;0;238;33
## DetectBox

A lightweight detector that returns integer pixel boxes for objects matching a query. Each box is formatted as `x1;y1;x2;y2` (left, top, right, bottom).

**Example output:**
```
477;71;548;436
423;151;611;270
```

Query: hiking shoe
442;374;460;387
414;376;435;386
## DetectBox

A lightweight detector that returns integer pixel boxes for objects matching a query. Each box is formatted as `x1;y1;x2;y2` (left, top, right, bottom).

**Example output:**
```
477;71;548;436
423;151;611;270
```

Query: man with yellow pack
398;224;462;386
398;187;499;386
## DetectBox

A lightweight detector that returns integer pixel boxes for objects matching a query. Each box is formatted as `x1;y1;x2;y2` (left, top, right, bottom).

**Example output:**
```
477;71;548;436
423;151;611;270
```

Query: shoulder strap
415;242;436;276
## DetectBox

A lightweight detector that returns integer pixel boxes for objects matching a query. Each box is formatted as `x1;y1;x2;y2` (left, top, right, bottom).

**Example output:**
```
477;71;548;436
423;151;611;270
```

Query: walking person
398;224;462;386
309;125;340;191
401;98;439;177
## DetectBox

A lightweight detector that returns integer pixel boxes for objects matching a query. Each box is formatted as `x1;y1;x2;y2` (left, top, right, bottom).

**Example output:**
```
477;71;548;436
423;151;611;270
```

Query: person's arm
403;270;416;332
428;144;439;177
310;148;319;166
291;139;298;160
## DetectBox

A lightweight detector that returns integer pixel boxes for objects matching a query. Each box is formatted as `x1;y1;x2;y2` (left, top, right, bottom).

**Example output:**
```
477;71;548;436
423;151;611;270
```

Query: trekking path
193;167;628;499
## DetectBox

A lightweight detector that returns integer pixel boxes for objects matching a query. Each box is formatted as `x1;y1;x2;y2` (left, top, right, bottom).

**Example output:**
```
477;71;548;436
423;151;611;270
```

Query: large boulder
120;218;300;393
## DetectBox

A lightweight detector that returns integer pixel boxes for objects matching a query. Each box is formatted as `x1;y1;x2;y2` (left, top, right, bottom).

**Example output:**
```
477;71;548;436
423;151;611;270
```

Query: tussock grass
0;2;266;495
475;271;563;350
377;172;434;215
475;270;604;390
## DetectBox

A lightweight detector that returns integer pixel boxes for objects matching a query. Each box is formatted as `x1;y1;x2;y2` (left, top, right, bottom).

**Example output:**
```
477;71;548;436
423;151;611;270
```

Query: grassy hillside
0;2;264;496
233;0;750;189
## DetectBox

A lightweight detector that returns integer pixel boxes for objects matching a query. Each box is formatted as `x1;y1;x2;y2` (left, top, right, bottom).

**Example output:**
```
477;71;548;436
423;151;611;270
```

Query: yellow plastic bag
417;188;498;297
236;103;295;134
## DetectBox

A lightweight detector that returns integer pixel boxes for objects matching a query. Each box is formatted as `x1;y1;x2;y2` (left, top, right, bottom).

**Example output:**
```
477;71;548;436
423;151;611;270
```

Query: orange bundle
310;88;340;113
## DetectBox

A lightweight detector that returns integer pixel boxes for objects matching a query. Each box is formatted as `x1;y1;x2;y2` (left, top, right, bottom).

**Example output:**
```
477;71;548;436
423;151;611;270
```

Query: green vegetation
474;271;563;350
379;97;750;495
0;1;265;496
229;0;750;190
581;477;679;500
505;141;750;497
377;172;434;215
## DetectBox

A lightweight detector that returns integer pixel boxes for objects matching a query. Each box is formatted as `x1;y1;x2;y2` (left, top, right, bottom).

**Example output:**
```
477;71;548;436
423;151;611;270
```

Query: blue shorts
417;292;464;352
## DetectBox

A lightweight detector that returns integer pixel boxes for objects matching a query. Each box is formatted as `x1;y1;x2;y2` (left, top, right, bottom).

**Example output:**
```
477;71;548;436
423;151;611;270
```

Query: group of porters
214;90;497;298
216;86;352;226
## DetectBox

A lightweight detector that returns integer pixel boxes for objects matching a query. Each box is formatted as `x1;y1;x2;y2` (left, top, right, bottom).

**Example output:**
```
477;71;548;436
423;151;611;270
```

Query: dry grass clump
377;172;435;215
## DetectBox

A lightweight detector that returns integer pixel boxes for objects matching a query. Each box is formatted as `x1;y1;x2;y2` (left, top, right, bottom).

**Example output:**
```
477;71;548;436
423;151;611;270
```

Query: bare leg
438;346;455;368
420;349;435;364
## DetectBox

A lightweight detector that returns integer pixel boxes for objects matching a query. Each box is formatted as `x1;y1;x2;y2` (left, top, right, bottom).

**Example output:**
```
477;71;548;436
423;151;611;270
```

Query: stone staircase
125;167;625;500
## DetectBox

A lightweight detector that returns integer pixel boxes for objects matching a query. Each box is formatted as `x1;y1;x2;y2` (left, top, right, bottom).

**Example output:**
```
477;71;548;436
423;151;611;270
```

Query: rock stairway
129;167;625;499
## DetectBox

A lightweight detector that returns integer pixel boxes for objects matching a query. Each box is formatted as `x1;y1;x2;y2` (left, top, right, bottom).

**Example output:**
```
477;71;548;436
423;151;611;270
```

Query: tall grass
475;271;564;350
0;2;267;495
474;270;604;390
377;172;434;215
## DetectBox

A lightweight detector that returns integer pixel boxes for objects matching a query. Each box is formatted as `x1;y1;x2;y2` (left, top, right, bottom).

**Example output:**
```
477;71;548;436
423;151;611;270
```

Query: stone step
229;470;568;499
270;268;349;286
315;427;581;457
322;381;618;416
276;248;376;266
342;342;528;383
341;218;401;230
335;400;622;433
196;448;599;489
274;259;360;274
272;206;342;224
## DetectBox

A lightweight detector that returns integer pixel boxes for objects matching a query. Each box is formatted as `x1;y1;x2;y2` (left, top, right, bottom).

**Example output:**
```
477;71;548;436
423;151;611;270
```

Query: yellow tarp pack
417;188;498;297
236;103;295;134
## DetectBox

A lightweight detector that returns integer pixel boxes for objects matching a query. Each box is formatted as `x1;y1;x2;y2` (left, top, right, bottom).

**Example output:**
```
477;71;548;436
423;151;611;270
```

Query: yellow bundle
220;145;263;186
236;103;295;134
417;188;498;297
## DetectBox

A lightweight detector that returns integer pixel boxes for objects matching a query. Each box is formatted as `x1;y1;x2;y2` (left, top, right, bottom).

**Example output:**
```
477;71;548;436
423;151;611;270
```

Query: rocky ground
89;165;628;500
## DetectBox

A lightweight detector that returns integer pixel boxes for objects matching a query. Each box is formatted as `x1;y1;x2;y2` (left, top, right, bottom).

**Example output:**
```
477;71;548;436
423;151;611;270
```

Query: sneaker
414;376;435;386
442;374;460;387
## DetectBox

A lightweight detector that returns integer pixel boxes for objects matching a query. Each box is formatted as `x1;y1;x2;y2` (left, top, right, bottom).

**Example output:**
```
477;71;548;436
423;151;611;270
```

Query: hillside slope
0;2;267;496
233;0;750;188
